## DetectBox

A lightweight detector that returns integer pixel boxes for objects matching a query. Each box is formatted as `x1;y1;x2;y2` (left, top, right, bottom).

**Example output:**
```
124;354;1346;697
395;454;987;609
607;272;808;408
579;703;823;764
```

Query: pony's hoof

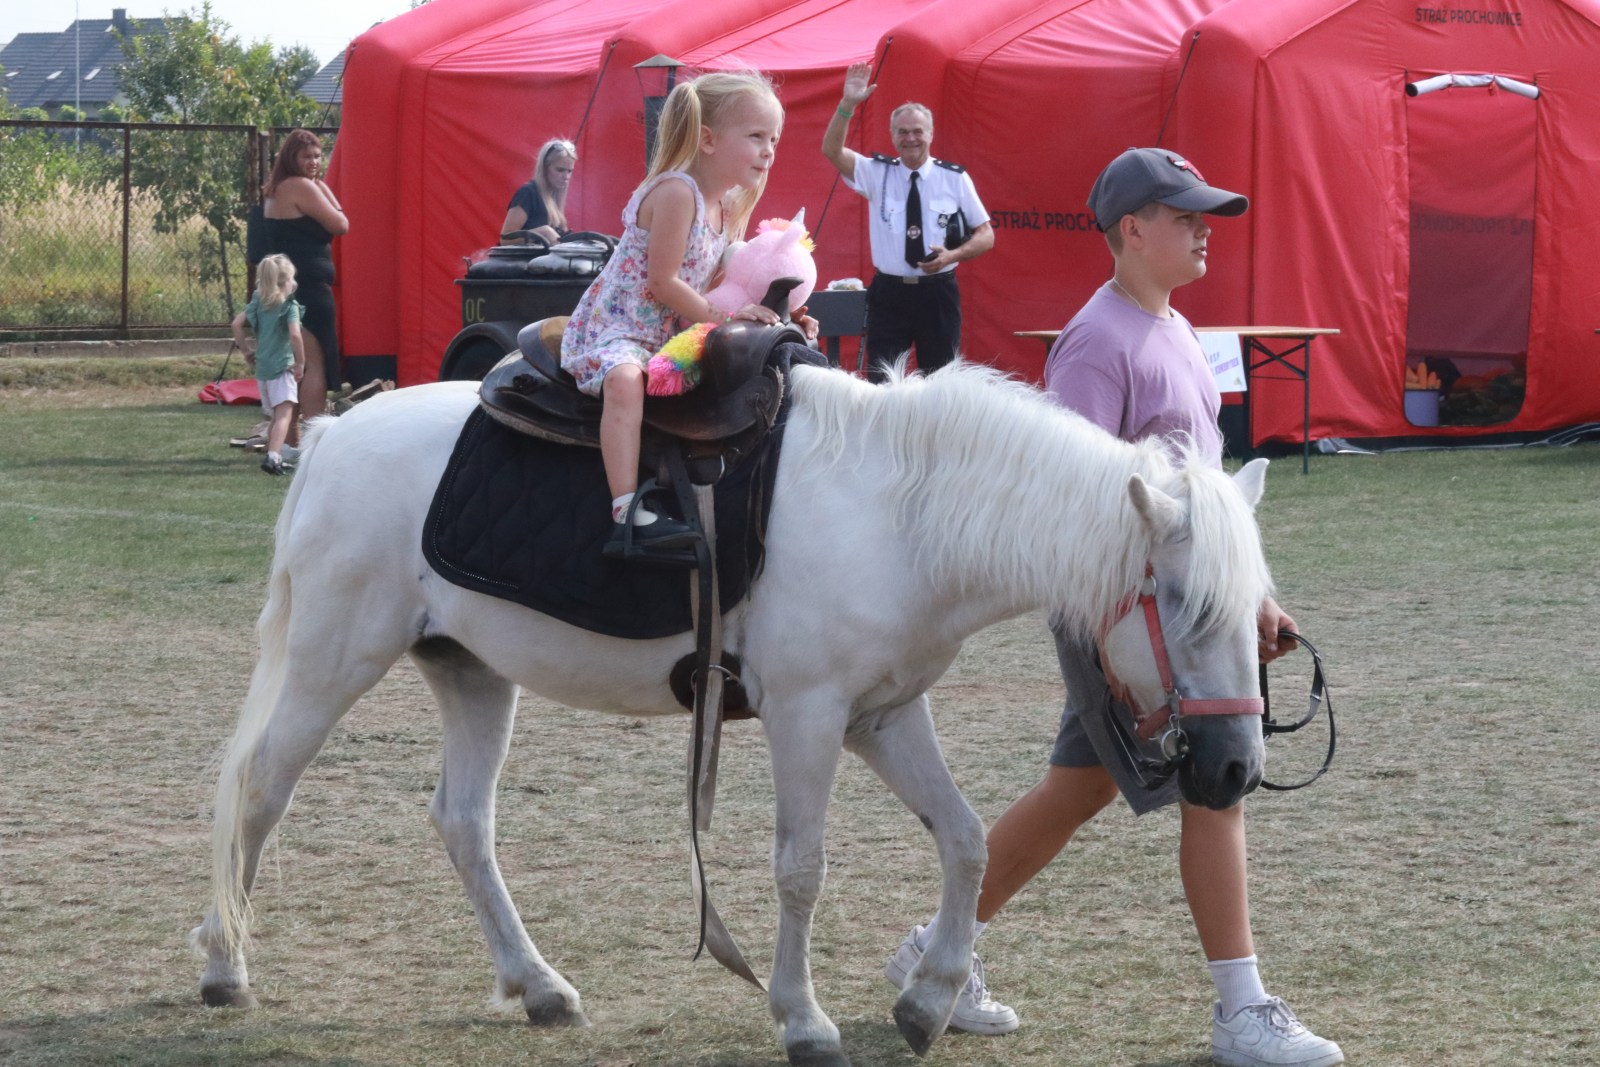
200;981;259;1009
786;1041;852;1067
525;995;589;1028
892;996;943;1057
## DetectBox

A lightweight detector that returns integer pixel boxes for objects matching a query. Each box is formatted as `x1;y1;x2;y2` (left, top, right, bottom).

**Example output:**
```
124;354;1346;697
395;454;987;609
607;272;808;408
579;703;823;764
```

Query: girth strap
679;462;765;991
689;482;727;833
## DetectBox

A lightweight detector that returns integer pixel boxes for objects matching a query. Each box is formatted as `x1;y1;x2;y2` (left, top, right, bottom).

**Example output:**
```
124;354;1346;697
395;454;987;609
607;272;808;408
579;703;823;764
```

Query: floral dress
560;171;726;396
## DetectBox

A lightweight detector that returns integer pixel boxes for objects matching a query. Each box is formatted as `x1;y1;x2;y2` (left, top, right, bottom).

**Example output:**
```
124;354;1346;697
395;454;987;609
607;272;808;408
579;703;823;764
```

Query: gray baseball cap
1088;147;1248;232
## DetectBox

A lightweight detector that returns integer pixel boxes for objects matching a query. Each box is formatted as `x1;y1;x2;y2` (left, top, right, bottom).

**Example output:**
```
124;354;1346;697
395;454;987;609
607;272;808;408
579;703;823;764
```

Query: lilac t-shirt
1042;284;1223;469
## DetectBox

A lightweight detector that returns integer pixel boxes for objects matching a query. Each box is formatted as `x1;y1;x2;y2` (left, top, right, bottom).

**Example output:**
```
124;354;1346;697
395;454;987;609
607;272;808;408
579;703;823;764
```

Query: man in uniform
822;62;994;381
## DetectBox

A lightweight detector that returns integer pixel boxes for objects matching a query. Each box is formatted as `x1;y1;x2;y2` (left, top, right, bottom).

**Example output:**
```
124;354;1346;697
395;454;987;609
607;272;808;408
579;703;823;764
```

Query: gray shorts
1048;625;1181;815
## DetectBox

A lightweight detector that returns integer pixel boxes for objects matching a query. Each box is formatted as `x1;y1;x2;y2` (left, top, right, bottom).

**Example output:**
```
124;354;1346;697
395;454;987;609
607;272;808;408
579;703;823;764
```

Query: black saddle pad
422;407;785;639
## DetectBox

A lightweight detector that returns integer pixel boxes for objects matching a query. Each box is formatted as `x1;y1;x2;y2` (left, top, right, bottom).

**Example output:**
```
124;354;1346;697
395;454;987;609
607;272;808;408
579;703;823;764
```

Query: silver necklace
1109;276;1146;313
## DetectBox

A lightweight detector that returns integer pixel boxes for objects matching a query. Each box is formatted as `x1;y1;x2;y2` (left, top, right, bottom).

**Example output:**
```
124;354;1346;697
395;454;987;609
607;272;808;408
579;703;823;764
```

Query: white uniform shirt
846;154;990;278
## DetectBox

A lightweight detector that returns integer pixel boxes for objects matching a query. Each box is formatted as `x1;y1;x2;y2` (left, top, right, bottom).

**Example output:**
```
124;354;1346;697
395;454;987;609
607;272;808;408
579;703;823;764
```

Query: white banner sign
1199;332;1247;392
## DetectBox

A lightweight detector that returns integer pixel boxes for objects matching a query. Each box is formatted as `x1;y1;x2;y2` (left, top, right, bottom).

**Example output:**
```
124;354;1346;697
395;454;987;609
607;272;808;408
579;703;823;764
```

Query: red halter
1098;564;1265;743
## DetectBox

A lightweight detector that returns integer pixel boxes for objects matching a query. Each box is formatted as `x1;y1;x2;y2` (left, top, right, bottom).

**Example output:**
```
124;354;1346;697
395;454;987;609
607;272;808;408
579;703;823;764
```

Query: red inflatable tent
1161;0;1600;442
330;0;1600;443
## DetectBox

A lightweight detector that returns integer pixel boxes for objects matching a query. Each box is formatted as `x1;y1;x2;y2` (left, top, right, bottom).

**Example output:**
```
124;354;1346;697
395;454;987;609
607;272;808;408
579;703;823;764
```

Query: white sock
266;451;282;463
1209;955;1268;1017
611;493;658;525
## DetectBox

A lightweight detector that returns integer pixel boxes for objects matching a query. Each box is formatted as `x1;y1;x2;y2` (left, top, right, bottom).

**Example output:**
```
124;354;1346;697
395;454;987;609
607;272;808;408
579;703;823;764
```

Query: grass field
1;362;1596;1066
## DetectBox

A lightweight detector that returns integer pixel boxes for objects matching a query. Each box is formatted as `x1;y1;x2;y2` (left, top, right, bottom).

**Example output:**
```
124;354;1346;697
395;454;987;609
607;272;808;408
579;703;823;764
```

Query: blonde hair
533;138;577;232
255;254;298;309
648;70;781;242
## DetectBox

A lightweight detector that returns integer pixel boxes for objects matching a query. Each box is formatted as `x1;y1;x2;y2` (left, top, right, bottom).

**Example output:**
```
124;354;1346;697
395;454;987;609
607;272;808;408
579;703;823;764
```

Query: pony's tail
204;418;328;959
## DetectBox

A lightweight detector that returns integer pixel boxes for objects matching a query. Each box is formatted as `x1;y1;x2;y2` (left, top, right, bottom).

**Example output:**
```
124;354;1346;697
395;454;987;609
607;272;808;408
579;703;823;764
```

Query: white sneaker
884;925;1020;1036
1212;997;1344;1067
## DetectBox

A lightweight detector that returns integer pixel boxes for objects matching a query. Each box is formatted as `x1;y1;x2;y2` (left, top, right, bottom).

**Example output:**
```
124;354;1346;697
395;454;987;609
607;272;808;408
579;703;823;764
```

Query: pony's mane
788;362;1271;640
1162;459;1274;639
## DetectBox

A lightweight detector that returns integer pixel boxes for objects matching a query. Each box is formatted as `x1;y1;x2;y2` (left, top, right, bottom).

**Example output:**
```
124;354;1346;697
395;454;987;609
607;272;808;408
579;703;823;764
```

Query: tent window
1404;77;1535;428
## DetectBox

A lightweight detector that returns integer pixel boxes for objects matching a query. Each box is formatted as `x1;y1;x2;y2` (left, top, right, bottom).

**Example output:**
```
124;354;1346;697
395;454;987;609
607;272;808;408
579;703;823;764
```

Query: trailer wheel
439;321;522;381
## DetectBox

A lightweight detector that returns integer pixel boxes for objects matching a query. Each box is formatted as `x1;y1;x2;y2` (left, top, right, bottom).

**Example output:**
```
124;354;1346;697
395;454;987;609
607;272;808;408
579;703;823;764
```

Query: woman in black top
500;138;577;245
261;128;348;422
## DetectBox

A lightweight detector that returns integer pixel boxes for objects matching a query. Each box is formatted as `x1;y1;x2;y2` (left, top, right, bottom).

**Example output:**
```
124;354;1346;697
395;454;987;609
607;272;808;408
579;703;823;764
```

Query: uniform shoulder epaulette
933;158;965;173
869;152;900;165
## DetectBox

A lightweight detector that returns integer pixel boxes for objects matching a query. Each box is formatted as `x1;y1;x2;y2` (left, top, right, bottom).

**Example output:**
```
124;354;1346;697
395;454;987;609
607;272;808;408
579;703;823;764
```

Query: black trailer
438;235;614;380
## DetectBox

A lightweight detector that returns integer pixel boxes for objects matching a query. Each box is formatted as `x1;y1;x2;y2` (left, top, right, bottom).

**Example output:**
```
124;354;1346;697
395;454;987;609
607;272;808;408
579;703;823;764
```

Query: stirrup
603;526;700;565
603;483;701;564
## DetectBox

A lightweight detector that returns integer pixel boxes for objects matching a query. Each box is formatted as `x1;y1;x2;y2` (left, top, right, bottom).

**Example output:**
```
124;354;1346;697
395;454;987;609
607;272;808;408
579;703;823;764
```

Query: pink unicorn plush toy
647;209;816;396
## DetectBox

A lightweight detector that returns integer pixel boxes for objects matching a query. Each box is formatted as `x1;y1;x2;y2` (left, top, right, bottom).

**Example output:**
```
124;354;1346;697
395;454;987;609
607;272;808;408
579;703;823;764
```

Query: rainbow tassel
646;322;715;396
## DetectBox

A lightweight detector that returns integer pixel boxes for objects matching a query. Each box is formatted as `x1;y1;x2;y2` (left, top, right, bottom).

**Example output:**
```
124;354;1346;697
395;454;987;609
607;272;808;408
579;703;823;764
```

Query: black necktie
904;171;926;268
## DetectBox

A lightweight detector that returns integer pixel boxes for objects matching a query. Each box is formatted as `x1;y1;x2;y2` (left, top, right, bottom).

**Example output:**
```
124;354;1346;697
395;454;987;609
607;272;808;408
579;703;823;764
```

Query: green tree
112;2;328;312
0;90;121;216
115;5;321;127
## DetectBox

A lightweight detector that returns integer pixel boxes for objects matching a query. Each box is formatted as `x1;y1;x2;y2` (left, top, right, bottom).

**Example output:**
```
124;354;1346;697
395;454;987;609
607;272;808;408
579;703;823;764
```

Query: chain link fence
0;120;337;339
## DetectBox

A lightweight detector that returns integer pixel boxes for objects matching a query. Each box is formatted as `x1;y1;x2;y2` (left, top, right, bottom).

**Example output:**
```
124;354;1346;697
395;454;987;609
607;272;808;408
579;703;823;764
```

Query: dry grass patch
0;181;244;328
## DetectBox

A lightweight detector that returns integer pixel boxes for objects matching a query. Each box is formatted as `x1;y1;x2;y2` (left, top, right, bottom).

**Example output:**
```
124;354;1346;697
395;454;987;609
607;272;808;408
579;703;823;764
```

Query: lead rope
684;476;765;990
1258;630;1337;791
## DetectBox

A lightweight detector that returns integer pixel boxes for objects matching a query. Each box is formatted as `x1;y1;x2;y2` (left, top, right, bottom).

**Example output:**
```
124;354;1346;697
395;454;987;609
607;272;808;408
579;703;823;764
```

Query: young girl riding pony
561;71;801;563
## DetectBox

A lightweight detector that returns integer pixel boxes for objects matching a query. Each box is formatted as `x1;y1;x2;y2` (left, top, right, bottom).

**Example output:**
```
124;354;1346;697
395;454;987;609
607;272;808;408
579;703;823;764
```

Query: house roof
301;50;345;106
0;10;172;114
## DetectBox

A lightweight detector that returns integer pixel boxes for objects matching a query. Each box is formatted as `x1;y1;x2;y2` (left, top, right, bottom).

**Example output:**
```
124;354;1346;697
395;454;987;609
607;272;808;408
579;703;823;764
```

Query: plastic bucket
1404;388;1440;427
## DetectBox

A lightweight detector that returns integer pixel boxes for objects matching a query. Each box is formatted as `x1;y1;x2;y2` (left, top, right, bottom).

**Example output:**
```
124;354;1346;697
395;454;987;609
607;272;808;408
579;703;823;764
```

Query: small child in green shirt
232;254;306;475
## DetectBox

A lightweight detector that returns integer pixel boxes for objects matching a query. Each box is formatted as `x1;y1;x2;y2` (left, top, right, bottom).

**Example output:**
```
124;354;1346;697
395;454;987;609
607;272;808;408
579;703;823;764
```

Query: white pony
193;361;1275;1067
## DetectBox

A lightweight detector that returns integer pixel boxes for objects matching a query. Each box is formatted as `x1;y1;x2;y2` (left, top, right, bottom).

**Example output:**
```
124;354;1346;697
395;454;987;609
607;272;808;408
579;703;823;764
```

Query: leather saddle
480;282;812;474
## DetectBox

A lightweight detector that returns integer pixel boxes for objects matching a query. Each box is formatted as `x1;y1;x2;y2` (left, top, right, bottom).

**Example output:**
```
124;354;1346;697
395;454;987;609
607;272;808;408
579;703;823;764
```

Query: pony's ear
1232;458;1269;511
1128;474;1185;542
